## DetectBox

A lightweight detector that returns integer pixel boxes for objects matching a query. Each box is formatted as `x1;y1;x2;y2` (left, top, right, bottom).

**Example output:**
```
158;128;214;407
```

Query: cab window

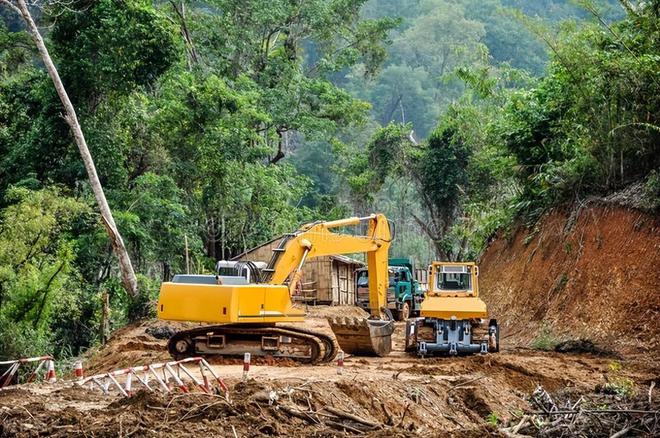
356;270;369;287
437;271;472;291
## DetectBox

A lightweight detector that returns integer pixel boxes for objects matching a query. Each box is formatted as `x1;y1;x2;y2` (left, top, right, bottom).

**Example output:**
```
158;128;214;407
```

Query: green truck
355;258;425;321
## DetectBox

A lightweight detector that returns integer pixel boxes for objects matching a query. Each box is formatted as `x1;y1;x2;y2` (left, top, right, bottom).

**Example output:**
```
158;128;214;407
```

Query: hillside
480;202;660;358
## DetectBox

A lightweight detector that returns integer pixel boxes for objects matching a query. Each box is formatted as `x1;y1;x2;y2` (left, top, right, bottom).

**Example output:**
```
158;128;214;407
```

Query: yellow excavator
405;261;499;355
157;214;395;363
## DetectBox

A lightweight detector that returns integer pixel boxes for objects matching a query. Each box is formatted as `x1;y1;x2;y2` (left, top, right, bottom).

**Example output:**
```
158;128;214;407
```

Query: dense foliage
341;0;658;260
0;0;657;359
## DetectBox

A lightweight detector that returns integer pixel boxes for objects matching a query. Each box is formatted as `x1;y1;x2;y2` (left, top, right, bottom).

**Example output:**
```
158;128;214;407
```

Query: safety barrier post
45;359;57;383
337;351;344;375
200;358;228;394
243;353;251;381
74;361;84;381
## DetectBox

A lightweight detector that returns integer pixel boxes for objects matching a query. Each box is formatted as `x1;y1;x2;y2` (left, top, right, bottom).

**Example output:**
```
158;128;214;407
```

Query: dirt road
0;310;658;437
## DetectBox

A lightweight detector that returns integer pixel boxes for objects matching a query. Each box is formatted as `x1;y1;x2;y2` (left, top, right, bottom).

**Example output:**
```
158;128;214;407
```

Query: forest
0;0;658;359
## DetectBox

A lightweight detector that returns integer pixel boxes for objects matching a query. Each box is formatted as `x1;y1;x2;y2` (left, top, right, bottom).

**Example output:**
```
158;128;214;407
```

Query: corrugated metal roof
328;255;365;266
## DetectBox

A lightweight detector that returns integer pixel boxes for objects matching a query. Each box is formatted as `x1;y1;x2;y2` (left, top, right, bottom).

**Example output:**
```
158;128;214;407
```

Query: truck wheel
401;301;411;321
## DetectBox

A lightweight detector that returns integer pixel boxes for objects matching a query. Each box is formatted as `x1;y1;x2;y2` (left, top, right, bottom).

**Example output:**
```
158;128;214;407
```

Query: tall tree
0;0;138;297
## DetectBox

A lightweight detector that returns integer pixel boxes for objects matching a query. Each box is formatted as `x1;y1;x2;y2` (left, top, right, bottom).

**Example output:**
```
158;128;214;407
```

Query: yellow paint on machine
419;296;488;319
419;261;489;320
158;282;305;324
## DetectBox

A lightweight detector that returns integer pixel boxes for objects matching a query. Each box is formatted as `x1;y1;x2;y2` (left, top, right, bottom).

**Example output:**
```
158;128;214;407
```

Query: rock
145;326;177;340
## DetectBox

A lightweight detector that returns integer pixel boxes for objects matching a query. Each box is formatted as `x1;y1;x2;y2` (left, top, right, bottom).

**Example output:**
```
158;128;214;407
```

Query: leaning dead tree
1;0;139;298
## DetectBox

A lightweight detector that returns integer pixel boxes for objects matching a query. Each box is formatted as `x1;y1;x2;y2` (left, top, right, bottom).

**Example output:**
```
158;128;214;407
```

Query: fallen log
325;419;365;434
278;404;319;424
323;405;381;428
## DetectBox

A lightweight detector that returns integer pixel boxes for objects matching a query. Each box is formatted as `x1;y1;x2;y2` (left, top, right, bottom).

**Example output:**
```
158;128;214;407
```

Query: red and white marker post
45;359;57;383
74;361;84;381
336;351;344;375
124;371;133;397
243;353;251;380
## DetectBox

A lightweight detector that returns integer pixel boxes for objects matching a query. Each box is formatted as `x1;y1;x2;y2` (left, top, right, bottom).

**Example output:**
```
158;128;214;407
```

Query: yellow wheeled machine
405;262;499;355
157;214;395;363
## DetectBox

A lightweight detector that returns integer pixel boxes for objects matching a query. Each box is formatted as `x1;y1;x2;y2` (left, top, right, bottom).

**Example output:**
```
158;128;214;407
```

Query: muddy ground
1;307;658;437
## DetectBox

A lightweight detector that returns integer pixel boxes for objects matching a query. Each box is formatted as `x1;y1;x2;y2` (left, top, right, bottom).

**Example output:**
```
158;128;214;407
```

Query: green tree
181;0;398;163
0;187;89;358
49;0;179;108
351;0;488;138
412;117;471;260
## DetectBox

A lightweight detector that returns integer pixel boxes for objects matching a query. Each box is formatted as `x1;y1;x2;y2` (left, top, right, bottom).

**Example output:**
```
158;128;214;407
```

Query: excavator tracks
167;324;338;364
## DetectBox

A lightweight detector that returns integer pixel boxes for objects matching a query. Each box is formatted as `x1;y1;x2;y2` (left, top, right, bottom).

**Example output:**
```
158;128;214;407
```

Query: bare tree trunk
11;0;139;298
169;0;199;69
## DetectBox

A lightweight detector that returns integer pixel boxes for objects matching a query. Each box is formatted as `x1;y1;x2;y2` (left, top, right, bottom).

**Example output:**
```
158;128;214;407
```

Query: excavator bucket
328;317;394;356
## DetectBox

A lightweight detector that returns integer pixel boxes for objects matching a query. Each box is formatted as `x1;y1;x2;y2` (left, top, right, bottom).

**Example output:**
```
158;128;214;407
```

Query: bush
0;316;53;359
530;324;560;351
643;170;660;212
127;275;160;321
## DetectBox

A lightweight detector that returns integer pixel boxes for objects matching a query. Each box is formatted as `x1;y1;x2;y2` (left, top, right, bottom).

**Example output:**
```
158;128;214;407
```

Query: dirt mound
479;203;660;358
0;377;495;436
1;347;656;437
2;313;657;437
304;304;369;319
83;319;196;374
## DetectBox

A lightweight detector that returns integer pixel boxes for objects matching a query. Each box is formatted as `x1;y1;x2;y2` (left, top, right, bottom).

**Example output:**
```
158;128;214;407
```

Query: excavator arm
263;214;392;318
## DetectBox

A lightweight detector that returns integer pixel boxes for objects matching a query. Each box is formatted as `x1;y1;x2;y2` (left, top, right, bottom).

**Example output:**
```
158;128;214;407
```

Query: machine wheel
400;301;411;321
170;336;193;360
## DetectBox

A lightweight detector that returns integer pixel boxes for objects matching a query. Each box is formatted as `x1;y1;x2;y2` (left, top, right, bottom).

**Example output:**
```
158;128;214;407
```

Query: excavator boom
262;215;391;317
260;214;395;356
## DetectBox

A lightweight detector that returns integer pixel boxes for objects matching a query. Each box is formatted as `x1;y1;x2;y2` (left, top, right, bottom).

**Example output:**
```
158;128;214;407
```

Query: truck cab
355;258;425;321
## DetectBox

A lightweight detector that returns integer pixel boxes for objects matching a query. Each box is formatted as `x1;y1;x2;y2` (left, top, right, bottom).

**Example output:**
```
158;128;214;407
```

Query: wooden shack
232;236;364;305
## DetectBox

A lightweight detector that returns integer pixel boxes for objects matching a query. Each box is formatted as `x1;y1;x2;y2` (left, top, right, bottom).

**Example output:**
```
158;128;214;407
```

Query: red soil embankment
480;203;660;357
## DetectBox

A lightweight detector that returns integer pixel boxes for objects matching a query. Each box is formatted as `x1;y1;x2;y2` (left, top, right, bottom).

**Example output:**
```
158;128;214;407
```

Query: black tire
168;335;193;360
